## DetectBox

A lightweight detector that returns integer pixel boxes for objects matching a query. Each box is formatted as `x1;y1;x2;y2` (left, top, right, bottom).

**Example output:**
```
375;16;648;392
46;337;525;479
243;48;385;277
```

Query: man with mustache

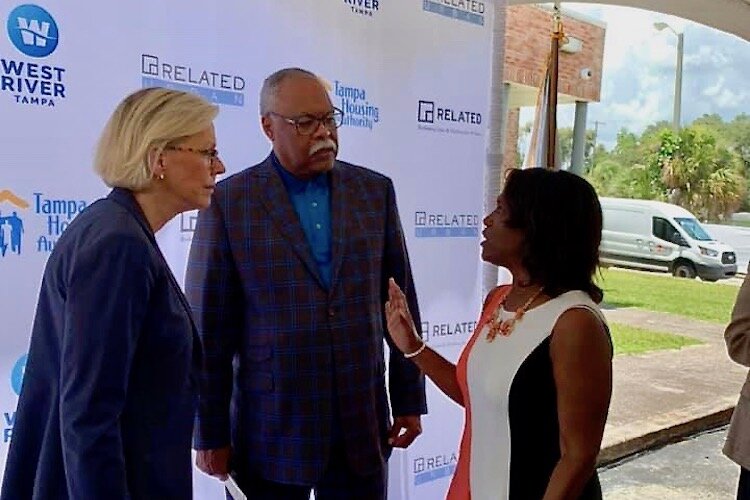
186;67;427;499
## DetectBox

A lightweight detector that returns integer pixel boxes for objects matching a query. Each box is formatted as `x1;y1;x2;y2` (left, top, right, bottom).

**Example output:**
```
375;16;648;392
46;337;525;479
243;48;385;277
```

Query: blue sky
521;3;750;149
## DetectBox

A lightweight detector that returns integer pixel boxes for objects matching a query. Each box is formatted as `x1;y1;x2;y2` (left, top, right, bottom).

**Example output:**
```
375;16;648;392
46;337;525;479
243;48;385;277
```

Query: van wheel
673;262;696;279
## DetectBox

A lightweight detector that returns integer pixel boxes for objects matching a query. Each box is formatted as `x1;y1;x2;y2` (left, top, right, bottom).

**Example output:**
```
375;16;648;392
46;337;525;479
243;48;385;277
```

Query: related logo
417;100;482;136
334;80;379;130
343;0;380;17
418;100;482;125
423;0;486;26
140;54;246;107
420;319;476;346
10;354;27;396
413;451;458;486
2;4;66;107
6;4;58;57
0;189;87;256
180;210;198;242
417;100;435;123
414;211;480;238
0;190;28;258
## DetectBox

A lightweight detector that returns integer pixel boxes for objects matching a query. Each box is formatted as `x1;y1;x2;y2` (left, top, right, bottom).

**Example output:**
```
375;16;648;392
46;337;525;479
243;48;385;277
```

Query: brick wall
504;5;605;102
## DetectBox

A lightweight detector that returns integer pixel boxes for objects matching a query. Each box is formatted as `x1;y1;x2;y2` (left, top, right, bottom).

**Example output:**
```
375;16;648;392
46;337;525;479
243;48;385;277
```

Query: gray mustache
309;140;337;156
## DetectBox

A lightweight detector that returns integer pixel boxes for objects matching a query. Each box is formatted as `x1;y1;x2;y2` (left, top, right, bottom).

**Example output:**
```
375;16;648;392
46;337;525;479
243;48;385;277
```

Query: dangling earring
159;173;165;180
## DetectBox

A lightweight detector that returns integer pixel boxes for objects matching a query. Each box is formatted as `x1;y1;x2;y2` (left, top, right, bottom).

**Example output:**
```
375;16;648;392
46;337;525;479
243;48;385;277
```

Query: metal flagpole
545;2;563;169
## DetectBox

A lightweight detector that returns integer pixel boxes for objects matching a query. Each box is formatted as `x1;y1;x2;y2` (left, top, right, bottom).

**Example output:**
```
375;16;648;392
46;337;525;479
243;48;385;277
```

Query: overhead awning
508;0;750;41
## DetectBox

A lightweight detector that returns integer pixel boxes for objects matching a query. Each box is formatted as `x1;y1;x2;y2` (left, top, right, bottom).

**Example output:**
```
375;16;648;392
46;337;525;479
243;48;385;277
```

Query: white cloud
703;76;726;97
702;83;749;110
686;45;731;67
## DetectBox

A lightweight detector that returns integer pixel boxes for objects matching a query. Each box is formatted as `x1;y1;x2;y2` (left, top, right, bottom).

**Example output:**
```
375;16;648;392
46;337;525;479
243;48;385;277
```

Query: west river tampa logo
6;4;58;57
2;4;66;107
10;354;27;396
343;0;380;17
3;353;27;443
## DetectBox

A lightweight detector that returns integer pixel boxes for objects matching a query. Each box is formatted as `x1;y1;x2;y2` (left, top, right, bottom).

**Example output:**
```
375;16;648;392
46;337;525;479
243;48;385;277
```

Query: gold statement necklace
486;287;545;341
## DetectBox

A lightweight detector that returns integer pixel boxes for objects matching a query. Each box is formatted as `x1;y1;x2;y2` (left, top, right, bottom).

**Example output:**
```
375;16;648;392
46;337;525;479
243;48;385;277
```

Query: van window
603;207;647;233
674;217;713;241
653;217;682;243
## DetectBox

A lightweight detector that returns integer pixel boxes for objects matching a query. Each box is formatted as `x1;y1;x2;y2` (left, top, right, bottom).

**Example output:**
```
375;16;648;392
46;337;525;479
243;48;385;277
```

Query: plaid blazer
186;155;427;485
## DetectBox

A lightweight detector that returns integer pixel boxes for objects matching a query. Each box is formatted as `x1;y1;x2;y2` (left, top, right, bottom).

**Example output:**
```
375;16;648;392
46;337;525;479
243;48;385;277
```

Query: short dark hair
503;168;603;303
259;67;319;115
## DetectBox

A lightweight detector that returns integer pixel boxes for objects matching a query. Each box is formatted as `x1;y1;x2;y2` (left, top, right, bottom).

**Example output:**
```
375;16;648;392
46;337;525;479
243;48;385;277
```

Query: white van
599;197;738;281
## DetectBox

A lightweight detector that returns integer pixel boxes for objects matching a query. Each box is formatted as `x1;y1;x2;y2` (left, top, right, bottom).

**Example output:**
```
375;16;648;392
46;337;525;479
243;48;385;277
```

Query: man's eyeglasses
164;146;221;167
268;108;344;136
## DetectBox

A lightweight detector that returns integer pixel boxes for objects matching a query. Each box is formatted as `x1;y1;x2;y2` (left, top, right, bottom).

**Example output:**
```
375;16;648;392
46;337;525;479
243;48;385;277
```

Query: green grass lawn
597;268;738;323
610;322;703;355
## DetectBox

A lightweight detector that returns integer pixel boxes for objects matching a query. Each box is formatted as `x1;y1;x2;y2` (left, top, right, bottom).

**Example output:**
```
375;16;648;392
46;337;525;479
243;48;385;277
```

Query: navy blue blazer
1;188;199;499
187;156;427;485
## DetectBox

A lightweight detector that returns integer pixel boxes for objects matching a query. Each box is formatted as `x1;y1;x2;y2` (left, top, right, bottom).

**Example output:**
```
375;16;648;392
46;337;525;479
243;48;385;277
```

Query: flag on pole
523;6;563;170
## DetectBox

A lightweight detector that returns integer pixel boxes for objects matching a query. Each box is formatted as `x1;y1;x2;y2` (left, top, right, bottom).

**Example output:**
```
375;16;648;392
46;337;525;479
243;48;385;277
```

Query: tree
728;113;750;171
610;129;642;168
641;120;672;139
587;159;630;196
658;127;745;221
558;127;574;168
556;127;597;171
584;116;747;221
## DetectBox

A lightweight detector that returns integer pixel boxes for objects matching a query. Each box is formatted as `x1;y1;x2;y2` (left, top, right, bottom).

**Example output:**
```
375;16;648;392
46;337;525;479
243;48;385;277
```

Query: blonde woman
1;88;225;500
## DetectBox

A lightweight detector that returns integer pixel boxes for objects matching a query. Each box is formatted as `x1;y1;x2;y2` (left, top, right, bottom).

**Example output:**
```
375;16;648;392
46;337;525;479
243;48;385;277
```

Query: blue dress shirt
272;153;332;288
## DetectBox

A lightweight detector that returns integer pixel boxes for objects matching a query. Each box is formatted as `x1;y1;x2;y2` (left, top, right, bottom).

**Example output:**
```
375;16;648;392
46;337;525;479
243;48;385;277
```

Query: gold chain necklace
486;287;545;342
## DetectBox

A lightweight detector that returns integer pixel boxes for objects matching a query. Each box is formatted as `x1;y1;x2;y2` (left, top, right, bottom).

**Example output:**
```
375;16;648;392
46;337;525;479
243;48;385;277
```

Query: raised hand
385;278;423;355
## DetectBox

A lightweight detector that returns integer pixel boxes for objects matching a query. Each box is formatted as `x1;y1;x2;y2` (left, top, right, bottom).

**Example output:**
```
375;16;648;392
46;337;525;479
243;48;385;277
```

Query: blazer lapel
107;188;200;340
328;164;353;296
256;157;327;289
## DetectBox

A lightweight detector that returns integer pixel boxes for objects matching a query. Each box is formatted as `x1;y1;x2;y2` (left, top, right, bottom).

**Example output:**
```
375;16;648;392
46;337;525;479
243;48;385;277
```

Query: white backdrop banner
0;1;498;498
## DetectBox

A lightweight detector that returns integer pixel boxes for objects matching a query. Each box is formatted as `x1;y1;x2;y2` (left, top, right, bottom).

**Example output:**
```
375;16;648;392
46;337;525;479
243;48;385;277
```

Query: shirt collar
271;151;328;194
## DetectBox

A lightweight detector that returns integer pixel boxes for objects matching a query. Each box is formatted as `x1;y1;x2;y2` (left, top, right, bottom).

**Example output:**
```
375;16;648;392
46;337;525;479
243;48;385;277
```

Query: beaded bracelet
404;342;427;359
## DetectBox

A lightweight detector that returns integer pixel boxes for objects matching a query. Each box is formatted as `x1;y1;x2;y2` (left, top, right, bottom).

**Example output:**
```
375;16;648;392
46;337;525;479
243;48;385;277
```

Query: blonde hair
94;87;219;190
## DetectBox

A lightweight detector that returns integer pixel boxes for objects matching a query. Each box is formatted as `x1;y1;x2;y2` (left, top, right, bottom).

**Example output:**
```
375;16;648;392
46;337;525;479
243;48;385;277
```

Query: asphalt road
599;426;739;499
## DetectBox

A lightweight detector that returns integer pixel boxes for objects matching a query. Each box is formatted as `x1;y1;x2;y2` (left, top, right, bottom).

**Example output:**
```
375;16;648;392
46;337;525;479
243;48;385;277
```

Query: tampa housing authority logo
0;190;27;257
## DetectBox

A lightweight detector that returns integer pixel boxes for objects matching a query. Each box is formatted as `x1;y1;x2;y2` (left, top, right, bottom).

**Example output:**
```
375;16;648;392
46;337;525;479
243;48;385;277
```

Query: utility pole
674;32;684;130
654;22;684;130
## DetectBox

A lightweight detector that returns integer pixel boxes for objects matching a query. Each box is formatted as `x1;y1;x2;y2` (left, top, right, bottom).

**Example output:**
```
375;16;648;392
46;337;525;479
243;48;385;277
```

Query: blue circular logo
6;4;58;58
11;354;27;395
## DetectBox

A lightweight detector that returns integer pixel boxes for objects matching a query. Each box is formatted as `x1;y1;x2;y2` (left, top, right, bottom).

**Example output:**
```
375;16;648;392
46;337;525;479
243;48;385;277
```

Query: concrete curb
597;406;735;468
